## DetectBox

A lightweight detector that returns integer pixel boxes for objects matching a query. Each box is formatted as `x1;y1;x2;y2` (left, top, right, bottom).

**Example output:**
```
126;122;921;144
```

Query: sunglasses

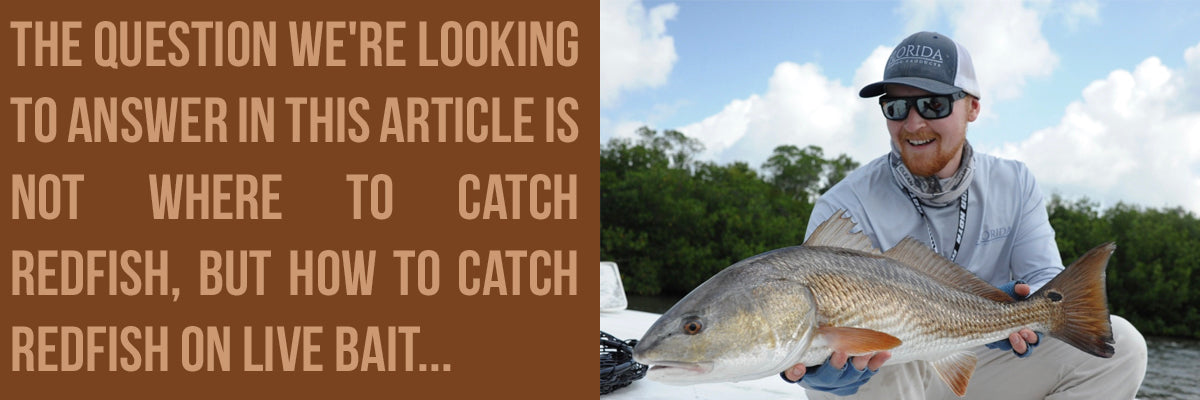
879;91;968;121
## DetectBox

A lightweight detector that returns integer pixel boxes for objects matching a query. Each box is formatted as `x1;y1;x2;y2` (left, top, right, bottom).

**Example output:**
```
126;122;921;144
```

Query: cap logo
889;44;943;68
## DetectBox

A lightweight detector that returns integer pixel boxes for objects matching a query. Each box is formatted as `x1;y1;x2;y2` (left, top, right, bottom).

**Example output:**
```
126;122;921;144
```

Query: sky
600;0;1200;215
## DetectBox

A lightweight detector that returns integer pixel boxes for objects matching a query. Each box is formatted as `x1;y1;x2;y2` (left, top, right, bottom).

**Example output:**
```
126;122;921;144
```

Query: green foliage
601;128;828;294
821;154;861;195
760;145;861;202
1048;195;1200;338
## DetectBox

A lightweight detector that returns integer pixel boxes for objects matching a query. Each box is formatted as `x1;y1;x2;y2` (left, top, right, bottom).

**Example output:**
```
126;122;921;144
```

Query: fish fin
1034;242;1116;358
882;237;1016;304
804;210;881;255
929;351;977;397
815;326;901;355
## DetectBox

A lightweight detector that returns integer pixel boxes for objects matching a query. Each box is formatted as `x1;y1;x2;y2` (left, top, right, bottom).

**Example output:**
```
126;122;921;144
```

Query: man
779;32;1147;399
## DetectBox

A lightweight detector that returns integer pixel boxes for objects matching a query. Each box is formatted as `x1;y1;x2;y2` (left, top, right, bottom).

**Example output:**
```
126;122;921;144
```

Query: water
626;294;1200;399
1139;336;1200;399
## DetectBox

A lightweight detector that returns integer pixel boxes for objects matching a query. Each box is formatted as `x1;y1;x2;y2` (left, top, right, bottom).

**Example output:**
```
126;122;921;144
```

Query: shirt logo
978;226;1011;244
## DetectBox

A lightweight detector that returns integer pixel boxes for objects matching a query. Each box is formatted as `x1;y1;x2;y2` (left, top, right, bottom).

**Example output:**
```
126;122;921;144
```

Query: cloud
993;44;1200;214
1062;0;1100;31
901;0;944;35
600;99;692;146
675;0;1061;168
602;0;1198;214
907;0;1060;101
677;48;894;167
1185;42;1200;110
599;0;679;108
604;118;652;143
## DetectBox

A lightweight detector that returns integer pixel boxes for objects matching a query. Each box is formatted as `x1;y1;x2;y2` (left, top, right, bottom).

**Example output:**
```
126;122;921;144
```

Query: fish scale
634;210;1115;397
789;249;1035;364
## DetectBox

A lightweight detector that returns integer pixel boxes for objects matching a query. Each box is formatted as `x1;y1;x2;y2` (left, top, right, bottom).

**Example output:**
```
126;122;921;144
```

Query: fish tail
1033;242;1116;358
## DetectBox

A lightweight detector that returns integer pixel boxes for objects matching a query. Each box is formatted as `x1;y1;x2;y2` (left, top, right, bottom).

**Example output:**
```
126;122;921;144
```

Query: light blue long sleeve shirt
805;151;1064;292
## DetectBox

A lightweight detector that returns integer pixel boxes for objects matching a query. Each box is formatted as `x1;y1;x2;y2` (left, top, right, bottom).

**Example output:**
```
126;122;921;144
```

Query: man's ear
965;96;981;122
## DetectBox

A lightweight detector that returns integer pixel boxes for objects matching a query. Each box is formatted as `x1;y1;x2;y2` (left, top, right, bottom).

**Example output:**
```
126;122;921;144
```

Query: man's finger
1014;283;1031;298
785;364;806;382
851;353;871;371
1021;329;1039;344
1010;332;1028;354
830;351;849;369
866;351;892;371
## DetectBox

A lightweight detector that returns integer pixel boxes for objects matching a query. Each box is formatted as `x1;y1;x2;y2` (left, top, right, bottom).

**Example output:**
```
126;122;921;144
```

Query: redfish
633;210;1115;396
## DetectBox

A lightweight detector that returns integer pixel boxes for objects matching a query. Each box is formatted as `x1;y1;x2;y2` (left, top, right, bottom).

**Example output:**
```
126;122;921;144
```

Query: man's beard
899;131;962;177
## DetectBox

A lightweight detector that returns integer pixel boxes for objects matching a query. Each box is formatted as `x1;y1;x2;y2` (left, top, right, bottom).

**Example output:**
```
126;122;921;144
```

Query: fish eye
681;317;704;335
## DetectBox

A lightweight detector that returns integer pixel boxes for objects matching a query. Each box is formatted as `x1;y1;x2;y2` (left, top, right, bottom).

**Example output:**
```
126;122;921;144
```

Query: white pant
806;315;1148;399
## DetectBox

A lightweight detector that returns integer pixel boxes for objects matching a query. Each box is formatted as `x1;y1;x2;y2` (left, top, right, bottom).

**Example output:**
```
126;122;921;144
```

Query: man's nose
902;107;928;132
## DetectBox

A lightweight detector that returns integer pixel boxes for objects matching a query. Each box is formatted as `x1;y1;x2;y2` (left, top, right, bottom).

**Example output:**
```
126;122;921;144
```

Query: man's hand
1007;329;1041;355
780;351;891;395
986;281;1042;357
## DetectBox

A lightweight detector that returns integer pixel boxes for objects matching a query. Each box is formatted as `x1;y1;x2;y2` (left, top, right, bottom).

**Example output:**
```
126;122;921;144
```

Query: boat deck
600;308;808;399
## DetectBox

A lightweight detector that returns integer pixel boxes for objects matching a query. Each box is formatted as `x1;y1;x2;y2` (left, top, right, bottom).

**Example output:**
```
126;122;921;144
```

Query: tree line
602;127;1200;339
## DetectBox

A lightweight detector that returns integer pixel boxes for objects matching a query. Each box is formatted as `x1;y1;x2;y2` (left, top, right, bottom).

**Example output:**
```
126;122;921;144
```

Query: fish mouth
642;360;715;382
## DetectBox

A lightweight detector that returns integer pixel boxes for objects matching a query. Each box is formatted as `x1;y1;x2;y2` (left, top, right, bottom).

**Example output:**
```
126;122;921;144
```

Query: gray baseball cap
859;31;981;99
